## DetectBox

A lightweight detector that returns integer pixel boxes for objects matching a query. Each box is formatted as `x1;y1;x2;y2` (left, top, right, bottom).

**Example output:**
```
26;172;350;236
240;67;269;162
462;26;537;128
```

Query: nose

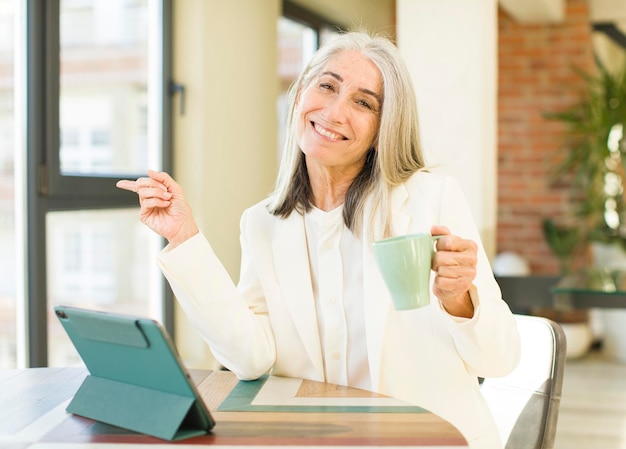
322;95;347;124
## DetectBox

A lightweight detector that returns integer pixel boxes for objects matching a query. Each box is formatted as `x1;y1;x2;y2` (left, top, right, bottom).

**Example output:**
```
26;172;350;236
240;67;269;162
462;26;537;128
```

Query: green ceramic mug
372;233;441;310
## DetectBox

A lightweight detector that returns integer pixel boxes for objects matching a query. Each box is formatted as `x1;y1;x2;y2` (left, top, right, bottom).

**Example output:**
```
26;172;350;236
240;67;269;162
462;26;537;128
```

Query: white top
304;206;372;390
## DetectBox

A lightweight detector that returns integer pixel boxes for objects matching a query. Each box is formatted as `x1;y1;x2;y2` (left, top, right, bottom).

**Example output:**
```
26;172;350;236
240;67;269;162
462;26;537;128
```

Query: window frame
282;0;345;44
24;0;173;367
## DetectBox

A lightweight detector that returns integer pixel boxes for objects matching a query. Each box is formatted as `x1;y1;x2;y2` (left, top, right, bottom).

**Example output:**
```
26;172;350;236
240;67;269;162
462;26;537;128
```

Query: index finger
116;179;138;192
430;225;450;237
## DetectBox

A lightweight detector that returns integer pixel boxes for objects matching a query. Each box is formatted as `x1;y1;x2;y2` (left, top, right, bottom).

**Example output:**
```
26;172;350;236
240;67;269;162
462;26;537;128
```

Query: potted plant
544;57;626;267
544;57;626;361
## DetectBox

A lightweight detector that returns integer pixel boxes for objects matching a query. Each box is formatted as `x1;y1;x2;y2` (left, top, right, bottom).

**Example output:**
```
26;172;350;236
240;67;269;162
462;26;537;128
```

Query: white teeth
314;123;343;141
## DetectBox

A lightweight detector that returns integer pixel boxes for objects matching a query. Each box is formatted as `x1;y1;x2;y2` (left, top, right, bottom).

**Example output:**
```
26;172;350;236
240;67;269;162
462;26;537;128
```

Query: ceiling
499;0;626;43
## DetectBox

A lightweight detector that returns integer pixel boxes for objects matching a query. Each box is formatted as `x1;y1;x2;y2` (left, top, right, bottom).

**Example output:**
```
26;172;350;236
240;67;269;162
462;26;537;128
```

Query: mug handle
431;234;443;251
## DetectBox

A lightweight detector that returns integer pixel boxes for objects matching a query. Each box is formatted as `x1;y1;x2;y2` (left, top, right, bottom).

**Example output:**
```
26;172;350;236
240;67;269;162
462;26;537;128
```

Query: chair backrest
480;314;567;449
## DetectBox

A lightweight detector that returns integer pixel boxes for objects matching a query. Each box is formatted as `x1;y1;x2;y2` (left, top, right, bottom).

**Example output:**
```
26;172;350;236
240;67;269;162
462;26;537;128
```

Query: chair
480;314;567;449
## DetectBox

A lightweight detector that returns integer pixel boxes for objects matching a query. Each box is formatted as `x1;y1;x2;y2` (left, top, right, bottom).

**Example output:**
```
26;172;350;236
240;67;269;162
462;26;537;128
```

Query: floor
555;349;626;448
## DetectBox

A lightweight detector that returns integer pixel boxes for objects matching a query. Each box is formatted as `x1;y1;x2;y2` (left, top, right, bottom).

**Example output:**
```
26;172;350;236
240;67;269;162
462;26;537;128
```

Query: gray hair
269;31;426;238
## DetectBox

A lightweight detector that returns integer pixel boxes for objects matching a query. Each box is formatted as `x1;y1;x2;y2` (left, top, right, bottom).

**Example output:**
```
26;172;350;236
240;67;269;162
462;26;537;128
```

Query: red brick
497;0;594;274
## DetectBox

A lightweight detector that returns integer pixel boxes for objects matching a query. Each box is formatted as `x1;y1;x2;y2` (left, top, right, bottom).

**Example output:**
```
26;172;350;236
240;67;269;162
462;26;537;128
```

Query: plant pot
591;242;626;362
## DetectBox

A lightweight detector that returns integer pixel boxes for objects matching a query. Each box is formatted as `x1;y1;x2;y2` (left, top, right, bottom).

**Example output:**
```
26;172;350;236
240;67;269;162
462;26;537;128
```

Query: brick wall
497;0;595;274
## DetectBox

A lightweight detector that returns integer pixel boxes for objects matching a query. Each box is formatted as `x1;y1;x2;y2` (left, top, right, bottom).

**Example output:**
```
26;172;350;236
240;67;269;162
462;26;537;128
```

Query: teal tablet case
54;305;215;441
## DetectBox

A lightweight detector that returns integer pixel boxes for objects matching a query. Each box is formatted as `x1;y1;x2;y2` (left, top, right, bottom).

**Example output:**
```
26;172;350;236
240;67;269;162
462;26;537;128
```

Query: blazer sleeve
157;208;276;380
436;175;521;378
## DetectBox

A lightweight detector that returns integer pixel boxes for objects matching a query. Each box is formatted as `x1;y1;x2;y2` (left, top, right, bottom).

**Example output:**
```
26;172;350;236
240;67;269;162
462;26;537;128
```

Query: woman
117;31;520;448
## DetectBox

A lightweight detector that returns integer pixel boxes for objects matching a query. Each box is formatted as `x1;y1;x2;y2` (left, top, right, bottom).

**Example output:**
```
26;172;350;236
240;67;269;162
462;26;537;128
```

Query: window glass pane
320;26;341;46
278;16;317;82
59;0;150;176
46;208;163;367
0;0;17;369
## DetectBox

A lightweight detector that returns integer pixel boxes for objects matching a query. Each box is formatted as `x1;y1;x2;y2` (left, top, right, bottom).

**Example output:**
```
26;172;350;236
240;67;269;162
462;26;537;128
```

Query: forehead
318;51;383;93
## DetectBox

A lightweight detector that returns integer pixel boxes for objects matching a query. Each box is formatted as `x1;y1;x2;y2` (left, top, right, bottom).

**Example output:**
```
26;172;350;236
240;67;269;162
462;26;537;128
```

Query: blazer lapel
272;212;324;380
363;183;411;389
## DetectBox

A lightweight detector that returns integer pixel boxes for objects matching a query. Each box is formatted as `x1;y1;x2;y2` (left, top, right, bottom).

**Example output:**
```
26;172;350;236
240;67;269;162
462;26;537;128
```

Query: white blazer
158;172;521;449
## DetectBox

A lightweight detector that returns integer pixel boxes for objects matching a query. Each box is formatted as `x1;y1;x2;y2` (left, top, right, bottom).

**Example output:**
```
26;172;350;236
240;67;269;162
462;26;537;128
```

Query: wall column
172;0;280;368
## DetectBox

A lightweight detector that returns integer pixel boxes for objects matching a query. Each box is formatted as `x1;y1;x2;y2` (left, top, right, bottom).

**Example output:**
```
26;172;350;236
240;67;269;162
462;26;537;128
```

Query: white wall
397;0;498;258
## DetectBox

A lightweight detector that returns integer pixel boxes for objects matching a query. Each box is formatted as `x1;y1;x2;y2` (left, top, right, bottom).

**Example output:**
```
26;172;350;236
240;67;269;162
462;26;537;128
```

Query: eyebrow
321;71;383;106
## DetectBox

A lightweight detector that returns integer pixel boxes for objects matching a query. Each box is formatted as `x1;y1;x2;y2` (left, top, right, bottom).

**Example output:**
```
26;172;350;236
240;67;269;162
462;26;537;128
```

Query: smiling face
295;50;383;178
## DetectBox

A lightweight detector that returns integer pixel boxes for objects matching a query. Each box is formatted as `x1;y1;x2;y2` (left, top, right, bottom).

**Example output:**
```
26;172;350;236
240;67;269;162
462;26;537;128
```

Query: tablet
54;305;215;441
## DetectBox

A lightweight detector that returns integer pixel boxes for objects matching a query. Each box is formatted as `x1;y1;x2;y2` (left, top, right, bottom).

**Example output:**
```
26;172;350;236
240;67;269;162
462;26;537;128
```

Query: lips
313;122;346;141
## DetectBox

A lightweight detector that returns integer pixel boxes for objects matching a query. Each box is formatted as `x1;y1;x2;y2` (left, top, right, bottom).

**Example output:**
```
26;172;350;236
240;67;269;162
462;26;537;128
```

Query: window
2;0;172;368
0;0;16;369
